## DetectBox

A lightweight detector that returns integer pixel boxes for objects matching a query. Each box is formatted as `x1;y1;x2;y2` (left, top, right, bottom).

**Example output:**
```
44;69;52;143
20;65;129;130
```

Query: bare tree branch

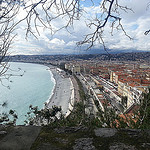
77;0;133;52
0;0;136;78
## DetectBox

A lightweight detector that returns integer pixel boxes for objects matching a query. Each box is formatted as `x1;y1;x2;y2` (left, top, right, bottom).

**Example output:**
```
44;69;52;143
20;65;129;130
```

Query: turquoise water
0;62;55;125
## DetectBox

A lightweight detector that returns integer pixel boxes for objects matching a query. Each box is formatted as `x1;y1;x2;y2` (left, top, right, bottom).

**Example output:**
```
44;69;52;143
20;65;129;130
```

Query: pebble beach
46;67;75;117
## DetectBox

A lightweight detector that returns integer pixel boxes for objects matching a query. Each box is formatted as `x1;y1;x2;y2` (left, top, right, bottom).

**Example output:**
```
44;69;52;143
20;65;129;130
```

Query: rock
0;125;6;130
37;143;60;150
55;137;68;144
0;131;7;135
0;125;41;150
141;143;150;148
73;138;96;150
94;128;117;137
54;126;87;134
109;143;136;150
120;129;141;137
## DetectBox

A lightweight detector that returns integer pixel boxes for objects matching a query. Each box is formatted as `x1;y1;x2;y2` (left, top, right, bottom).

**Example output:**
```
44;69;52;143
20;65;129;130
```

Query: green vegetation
24;105;62;126
1;77;150;149
23;76;150;129
121;96;127;108
133;89;150;129
94;100;101;111
31;126;94;150
31;124;150;150
29;87;148;150
93;129;150;150
1;77;150;130
0;102;18;125
73;75;86;101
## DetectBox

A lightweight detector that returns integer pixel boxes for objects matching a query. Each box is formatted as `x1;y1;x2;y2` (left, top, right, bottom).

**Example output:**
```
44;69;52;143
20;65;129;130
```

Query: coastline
0;62;57;125
13;62;75;117
0;62;76;125
45;66;75;117
45;67;56;105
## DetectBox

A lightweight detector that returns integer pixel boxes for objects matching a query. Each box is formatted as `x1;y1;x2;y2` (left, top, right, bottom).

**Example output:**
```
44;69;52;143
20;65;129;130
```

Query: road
80;74;124;113
94;76;124;113
77;75;99;116
104;93;124;113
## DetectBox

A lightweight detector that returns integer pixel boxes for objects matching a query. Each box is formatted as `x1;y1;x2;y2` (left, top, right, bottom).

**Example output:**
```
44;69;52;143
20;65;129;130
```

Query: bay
0;62;55;125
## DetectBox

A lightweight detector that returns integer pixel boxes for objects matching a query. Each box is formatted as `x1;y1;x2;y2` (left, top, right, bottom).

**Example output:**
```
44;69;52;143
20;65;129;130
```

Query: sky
9;0;150;55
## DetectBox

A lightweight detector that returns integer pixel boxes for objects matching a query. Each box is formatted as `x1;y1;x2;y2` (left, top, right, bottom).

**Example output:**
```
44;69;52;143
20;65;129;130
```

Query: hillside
8;51;150;62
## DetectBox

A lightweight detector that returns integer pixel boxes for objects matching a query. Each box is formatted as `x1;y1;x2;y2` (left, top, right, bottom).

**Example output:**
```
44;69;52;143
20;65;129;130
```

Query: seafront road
77;74;99;116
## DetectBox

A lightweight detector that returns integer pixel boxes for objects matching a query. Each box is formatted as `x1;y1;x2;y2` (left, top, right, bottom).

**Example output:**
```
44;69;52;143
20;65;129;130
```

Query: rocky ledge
0;125;150;150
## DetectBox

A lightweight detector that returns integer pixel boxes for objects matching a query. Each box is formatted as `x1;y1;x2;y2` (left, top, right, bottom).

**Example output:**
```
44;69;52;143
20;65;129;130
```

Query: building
71;64;81;74
118;77;150;109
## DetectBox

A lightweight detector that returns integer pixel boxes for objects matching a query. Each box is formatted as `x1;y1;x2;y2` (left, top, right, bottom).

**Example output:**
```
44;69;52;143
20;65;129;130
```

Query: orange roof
129;83;140;87
112;113;139;128
118;78;130;83
114;104;140;128
132;70;138;73
111;69;124;72
118;76;150;87
119;113;138;123
141;84;150;87
141;79;150;84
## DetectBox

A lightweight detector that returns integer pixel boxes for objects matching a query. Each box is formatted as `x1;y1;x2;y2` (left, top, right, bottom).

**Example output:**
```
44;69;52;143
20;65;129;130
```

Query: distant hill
6;51;150;62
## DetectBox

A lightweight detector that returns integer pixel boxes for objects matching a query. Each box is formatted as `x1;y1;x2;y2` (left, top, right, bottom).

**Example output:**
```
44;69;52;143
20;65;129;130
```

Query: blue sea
0;62;55;125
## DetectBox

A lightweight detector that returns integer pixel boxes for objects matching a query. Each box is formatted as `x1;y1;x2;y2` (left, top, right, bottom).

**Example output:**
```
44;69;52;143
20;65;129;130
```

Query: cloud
9;0;150;55
49;38;65;45
99;0;150;52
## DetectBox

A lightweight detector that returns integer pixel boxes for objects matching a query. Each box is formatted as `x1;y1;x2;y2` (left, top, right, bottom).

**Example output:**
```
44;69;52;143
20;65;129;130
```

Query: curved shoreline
45;66;75;117
0;62;56;125
45;67;56;105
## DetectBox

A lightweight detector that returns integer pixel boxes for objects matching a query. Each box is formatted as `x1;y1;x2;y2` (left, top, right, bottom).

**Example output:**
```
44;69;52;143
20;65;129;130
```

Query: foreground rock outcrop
0;125;150;150
0;125;41;150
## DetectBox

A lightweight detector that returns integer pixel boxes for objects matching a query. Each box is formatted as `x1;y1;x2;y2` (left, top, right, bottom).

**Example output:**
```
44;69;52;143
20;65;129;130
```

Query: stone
0;131;7;135
109;143;136;150
0;126;41;150
37;143;60;150
121;129;141;137
55;137;68;144
54;126;87;134
73;138;96;150
94;128;117;137
141;143;150;148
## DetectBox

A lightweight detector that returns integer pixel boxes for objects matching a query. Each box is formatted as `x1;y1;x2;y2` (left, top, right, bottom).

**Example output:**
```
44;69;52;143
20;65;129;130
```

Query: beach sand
46;67;74;117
